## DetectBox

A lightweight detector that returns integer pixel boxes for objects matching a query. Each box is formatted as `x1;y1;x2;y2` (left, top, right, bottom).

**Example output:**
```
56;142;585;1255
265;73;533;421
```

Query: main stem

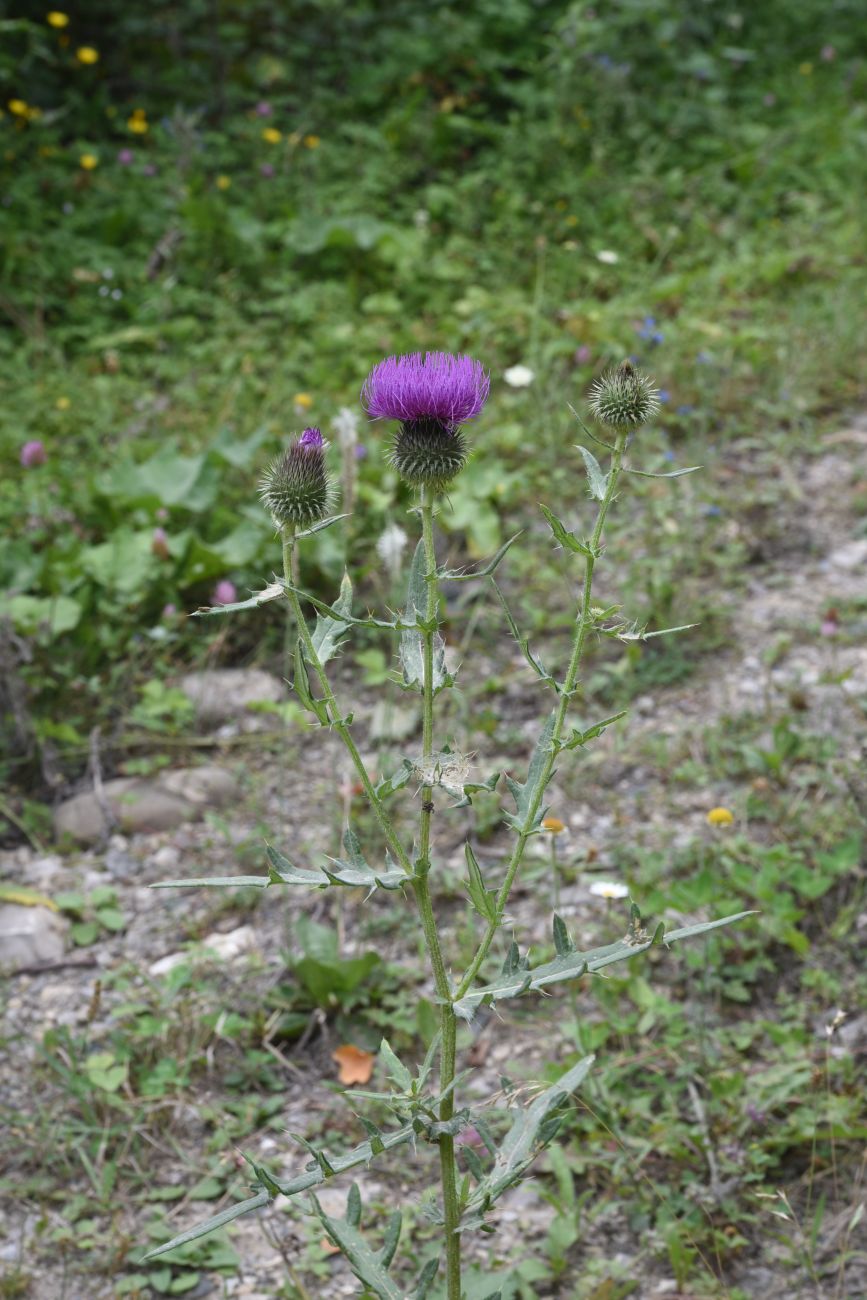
456;433;627;1001
280;529;413;878
415;484;462;1300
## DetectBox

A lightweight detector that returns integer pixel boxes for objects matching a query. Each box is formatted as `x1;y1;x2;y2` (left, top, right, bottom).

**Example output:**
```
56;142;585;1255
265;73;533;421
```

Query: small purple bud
142;163;158;177
658;389;671;403
255;100;273;117
162;603;177;619
299;426;324;448
575;344;592;364
20;440;46;467
260;162;275;178
211;580;237;606
820;44;836;61
354;443;368;459
156;506;169;521
117;148;135;166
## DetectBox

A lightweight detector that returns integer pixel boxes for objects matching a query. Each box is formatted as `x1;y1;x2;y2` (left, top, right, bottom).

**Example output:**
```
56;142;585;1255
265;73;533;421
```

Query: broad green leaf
576;445;608;500
0;594;83;637
538;505;596;559
454;910;756;1018
399;541;449;692
311;571;353;666
552;914;573;956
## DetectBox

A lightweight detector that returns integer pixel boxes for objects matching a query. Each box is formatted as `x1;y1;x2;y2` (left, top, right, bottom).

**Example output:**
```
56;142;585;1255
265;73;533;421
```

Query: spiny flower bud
362;351;488;490
390;419;468;490
259;427;332;529
588;360;659;431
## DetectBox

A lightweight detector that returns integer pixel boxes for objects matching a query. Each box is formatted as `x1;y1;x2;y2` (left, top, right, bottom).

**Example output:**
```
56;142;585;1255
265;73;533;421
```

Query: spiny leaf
556;710;628;751
504;710;556;827
440;530;524;581
311;571;353;666
191;581;284;617
142;1190;272;1260
454;910;757;1018
379;1037;413;1091
312;1193;404;1300
539;504;597;559
465;843;497;921
491;580;556;689
576;445;609;500
552;913;574;956
466;1056;595;1212
623;464;701;479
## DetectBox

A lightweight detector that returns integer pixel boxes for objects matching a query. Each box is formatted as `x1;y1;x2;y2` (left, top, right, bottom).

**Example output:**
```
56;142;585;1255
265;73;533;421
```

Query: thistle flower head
362;351;490;425
362;351;488;489
259;428;332;529
20;439;47;467
588;360;659;431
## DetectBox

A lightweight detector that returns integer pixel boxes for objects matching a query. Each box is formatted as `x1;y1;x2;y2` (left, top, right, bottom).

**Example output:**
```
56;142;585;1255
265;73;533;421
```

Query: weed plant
144;354;750;1297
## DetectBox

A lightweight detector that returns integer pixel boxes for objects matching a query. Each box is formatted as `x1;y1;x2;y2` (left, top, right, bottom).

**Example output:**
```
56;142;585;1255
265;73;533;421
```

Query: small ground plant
145;352;750;1297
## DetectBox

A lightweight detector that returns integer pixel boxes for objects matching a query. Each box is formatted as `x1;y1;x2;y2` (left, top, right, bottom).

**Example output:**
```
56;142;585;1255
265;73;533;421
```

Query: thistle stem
456;432;627;1001
280;528;413;878
415;484;461;1300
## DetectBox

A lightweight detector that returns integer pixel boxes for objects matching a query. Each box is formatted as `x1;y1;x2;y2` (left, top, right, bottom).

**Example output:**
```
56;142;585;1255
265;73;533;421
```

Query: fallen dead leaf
332;1043;374;1085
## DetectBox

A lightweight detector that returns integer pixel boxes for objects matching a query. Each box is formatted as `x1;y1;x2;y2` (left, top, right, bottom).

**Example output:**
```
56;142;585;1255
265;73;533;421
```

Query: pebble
0;904;68;971
54;764;239;845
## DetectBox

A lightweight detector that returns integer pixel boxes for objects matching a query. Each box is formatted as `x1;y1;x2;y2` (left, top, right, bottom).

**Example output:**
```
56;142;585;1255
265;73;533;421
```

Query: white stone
828;539;867;571
179;668;284;725
0;904;68;970
149;925;259;976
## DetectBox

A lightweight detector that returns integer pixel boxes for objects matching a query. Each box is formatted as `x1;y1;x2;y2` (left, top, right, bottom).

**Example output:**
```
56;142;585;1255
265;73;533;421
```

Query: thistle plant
146;350;751;1297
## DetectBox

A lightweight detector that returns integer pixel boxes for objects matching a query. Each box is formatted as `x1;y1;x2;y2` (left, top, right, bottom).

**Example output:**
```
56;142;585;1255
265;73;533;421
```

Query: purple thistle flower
211;579;237;606
299;426;323;448
20;440;46;467
362;351;489;425
255;100;273;117
117;148;135;166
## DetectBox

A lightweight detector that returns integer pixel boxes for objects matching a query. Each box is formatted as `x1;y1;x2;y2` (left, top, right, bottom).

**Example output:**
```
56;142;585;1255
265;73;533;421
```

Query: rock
0;904;68;971
149;924;259;975
828;539;867;571
54;764;239;845
179;668;284;726
19;855;65;889
150;844;181;871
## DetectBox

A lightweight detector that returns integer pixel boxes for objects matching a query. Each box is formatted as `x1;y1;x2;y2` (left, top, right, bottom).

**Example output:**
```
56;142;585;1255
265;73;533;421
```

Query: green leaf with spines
556;709;628;751
453;909;757;1019
552;913;573;956
538;504;598;559
312;1190;405;1300
292;637;329;723
623;464;701;479
490;579;557;690
142;1190;272;1261
464;1056;595;1217
379;1038;413;1091
503;710;556;830
576;445;609;500
190;581;284;617
310;571;353;666
439;530;524;581
465;843;497;921
399;542;450;691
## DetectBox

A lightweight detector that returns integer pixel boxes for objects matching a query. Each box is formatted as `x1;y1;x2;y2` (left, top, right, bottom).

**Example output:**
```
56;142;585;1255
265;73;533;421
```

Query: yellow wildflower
542;816;566;834
8;99;29;116
76;46;99;64
126;115;148;133
79;152;98;170
262;127;282;144
707;806;734;828
55;396;71;410
293;392;313;410
303;134;321;149
47;11;70;27
216;174;231;190
799;62;813;75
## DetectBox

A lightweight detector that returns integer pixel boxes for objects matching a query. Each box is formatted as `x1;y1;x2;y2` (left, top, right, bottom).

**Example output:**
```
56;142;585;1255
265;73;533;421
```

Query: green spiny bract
259;428;332;528
390;419;468;489
588;360;660;431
